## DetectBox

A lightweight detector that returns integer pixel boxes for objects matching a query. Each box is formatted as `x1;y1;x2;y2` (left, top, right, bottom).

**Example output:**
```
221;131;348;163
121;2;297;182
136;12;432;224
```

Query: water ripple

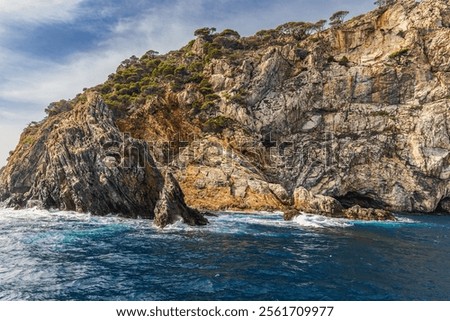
0;208;449;300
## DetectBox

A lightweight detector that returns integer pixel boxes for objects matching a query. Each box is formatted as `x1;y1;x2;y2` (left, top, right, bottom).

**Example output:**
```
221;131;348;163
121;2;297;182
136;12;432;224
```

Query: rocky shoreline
1;0;450;227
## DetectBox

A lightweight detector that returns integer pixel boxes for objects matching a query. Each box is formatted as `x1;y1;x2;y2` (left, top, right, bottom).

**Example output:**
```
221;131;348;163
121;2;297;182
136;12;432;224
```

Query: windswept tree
143;50;159;58
313;19;327;33
214;29;242;49
219;29;241;39
276;21;315;40
194;27;217;40
118;55;139;70
374;0;396;8
329;10;349;27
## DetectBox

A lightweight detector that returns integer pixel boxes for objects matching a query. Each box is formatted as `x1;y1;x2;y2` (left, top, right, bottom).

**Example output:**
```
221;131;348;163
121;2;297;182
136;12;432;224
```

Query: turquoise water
0;209;449;300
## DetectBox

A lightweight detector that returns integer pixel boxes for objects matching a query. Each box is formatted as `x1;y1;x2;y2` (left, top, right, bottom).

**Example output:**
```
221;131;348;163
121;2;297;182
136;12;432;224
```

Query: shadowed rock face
343;205;396;221
0;94;207;227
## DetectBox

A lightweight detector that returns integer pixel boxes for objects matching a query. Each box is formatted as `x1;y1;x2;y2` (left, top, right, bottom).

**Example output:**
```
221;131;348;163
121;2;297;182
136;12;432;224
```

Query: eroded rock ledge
0;94;207;228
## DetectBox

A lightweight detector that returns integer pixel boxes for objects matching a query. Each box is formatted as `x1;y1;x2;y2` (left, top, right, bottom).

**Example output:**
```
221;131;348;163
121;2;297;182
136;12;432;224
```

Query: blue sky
0;0;374;166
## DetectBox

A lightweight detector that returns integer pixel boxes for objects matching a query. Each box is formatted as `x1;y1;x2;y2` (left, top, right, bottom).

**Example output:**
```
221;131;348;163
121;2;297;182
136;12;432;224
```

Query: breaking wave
293;214;353;228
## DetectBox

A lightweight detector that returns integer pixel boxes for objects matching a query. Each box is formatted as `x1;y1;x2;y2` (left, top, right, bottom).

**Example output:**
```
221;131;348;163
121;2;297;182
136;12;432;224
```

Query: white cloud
0;50;119;106
0;0;206;109
0;123;30;166
106;0;204;53
0;0;84;24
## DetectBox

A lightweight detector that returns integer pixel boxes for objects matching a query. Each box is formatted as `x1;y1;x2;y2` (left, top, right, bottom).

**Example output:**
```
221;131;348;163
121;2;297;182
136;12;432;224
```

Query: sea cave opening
335;192;386;209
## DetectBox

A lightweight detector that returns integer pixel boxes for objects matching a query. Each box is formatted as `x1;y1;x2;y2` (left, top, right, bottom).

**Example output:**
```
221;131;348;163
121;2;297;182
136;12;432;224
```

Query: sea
0;208;449;301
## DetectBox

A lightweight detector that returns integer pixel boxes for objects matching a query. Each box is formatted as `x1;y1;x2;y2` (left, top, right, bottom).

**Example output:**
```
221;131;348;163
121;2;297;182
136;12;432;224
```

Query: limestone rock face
0;94;206;227
173;137;291;211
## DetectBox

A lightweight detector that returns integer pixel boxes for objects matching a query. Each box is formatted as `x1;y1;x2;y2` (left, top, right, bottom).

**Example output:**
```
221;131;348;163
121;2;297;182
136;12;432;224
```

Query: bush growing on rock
339;56;350;66
389;48;409;59
203;116;233;133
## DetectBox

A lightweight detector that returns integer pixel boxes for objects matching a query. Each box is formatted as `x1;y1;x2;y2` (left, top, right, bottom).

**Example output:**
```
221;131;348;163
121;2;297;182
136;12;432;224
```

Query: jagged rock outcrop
154;172;208;227
292;187;344;217
0;94;207;227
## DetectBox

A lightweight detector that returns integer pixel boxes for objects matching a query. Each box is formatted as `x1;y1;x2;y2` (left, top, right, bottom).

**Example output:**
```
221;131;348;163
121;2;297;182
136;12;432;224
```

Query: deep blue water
0;209;449;301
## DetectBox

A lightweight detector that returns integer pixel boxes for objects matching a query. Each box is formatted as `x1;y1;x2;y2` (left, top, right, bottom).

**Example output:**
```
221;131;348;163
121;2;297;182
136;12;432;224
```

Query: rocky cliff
2;0;450;223
0;94;207;227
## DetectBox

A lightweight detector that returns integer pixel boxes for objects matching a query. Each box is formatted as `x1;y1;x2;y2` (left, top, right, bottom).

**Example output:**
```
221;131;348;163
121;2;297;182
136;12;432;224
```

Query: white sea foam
293;214;353;229
0;207;86;220
0;208;421;236
158;212;288;236
395;216;417;224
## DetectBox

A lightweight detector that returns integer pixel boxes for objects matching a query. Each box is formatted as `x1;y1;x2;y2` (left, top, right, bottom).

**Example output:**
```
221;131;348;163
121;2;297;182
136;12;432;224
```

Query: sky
0;0;374;166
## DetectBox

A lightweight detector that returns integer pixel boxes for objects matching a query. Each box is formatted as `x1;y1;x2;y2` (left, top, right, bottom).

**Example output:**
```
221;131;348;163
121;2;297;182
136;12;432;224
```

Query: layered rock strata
0;94;207;227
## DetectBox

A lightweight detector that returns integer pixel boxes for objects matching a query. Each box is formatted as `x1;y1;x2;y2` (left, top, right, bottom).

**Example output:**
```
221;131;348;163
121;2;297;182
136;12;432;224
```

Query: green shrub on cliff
45;99;73;116
152;61;177;77
188;61;204;73
339;56;349;66
145;59;162;70
203;116;233;133
189;73;204;84
201;101;216;110
228;88;248;105
199;79;214;95
389;48;409;59
203;42;223;62
205;94;220;102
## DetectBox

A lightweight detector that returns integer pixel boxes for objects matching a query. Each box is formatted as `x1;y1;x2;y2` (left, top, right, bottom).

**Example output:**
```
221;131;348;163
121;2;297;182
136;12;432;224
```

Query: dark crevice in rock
436;197;450;214
336;192;387;210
